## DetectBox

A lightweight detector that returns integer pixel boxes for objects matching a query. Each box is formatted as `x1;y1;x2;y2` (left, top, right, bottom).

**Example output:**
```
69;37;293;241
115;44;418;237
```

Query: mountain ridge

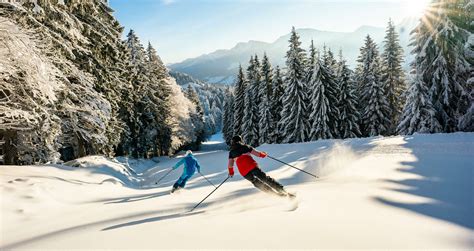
169;18;419;85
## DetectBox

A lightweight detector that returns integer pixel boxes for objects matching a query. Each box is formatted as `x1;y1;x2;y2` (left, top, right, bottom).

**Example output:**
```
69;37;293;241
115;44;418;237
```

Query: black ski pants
244;167;285;195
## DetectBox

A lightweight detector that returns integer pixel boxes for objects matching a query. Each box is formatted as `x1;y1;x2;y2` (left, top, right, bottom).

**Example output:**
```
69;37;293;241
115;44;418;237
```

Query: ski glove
228;167;234;177
259;152;268;158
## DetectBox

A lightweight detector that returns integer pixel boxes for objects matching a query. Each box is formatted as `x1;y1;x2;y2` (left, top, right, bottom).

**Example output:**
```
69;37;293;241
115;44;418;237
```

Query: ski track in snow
1;133;473;249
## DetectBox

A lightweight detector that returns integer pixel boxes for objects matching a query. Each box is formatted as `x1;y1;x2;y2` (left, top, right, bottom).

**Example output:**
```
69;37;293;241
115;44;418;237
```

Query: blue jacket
173;154;201;175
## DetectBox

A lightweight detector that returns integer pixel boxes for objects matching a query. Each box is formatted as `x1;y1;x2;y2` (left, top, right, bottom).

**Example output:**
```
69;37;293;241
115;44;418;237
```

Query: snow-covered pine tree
146;42;168;80
205;115;217;136
125;30;151;158
112;40;136;157
381;19;406;135
232;65;247;137
242;56;260;146
270;66;285;143
449;0;470;128
321;46;341;137
208;100;223;135
405;0;472;133
452;0;473;132
279;27;309;143
258;53;274;145
336;51;361;139
356;35;391;136
202;85;226;133
308;40;319;71
0;1;197;163
222;88;235;145
459;33;473;131
261;53;274;101
252;54;263;115
145;42;173;157
305;40;319;127
398;74;442;134
307;53;340;140
322;46;338;75
186;85;206;150
202;99;211;115
127;30;148;77
1;1;142;163
304;39;316;127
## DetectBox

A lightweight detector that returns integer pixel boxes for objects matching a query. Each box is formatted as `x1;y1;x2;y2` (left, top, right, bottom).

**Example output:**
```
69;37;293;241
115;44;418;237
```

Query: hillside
169;18;419;85
1;132;473;249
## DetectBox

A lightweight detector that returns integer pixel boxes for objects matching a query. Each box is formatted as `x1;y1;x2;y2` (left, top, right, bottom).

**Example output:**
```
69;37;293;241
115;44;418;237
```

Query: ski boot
170;186;180;194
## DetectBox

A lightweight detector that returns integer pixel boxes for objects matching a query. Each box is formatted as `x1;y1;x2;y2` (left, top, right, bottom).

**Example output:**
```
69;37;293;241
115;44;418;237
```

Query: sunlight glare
402;0;431;17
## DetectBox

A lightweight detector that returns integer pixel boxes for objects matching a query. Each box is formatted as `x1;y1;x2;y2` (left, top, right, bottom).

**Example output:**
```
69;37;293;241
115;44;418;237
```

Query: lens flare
402;0;431;17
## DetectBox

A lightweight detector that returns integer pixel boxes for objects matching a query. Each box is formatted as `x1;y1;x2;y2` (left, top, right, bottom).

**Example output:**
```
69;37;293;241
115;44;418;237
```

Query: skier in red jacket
227;135;294;198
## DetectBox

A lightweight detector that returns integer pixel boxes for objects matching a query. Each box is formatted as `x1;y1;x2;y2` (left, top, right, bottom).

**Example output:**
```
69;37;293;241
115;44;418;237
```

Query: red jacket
229;144;258;176
235;153;257;176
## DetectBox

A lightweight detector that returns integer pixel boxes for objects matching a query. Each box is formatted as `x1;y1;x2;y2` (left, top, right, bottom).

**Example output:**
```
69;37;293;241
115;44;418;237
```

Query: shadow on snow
373;134;474;230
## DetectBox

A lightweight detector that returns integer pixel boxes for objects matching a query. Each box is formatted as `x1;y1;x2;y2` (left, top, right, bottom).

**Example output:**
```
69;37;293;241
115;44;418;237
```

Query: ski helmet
231;135;242;144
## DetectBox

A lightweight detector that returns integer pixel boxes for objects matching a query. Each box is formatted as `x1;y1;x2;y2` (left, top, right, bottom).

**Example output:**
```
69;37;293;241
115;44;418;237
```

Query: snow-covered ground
1;133;473;249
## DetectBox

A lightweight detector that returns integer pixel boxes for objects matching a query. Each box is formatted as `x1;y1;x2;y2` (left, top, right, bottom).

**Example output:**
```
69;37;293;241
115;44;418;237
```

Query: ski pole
268;155;319;179
198;172;216;188
189;176;230;212
155;168;174;185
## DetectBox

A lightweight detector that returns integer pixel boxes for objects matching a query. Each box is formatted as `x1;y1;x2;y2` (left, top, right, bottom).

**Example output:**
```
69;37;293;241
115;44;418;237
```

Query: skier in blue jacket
171;150;201;193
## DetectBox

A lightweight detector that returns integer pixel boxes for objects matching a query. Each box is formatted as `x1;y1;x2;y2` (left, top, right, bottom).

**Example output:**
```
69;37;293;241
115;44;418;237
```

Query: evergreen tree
321;47;340;135
279;27;309;143
398;74;442;134
457;0;473;131
222;88;235;145
186;85;206;150
261;53;274;99
0;1;201;163
305;40;319;127
126;30;148;76
337;51;361;139
270;66;285;143
125;30;149;157
258;53;274;145
253;55;263;113
459;34;473;131
209;100;223;134
307;56;340;140
205;115;217;136
382;19;406;134
145;42;173;156
115;42;138;157
146;42;168;80
322;46;338;75
356;35;391;136
242;56;260;146
405;0;472;133
233;65;247;137
308;40;319;71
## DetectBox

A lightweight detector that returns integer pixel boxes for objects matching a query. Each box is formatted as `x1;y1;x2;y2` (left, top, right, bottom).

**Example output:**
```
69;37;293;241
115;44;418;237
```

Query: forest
0;0;224;165
223;1;473;146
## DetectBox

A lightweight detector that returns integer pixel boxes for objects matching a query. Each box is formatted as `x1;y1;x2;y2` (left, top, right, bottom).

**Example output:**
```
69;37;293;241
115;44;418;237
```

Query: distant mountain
169;18;419;85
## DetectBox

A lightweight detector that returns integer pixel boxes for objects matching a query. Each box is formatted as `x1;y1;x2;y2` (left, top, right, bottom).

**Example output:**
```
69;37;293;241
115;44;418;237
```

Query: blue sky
109;0;429;64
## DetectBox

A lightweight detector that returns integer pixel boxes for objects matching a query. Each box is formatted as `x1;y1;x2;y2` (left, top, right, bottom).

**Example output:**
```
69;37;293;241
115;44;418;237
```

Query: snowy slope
1;133;473;249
